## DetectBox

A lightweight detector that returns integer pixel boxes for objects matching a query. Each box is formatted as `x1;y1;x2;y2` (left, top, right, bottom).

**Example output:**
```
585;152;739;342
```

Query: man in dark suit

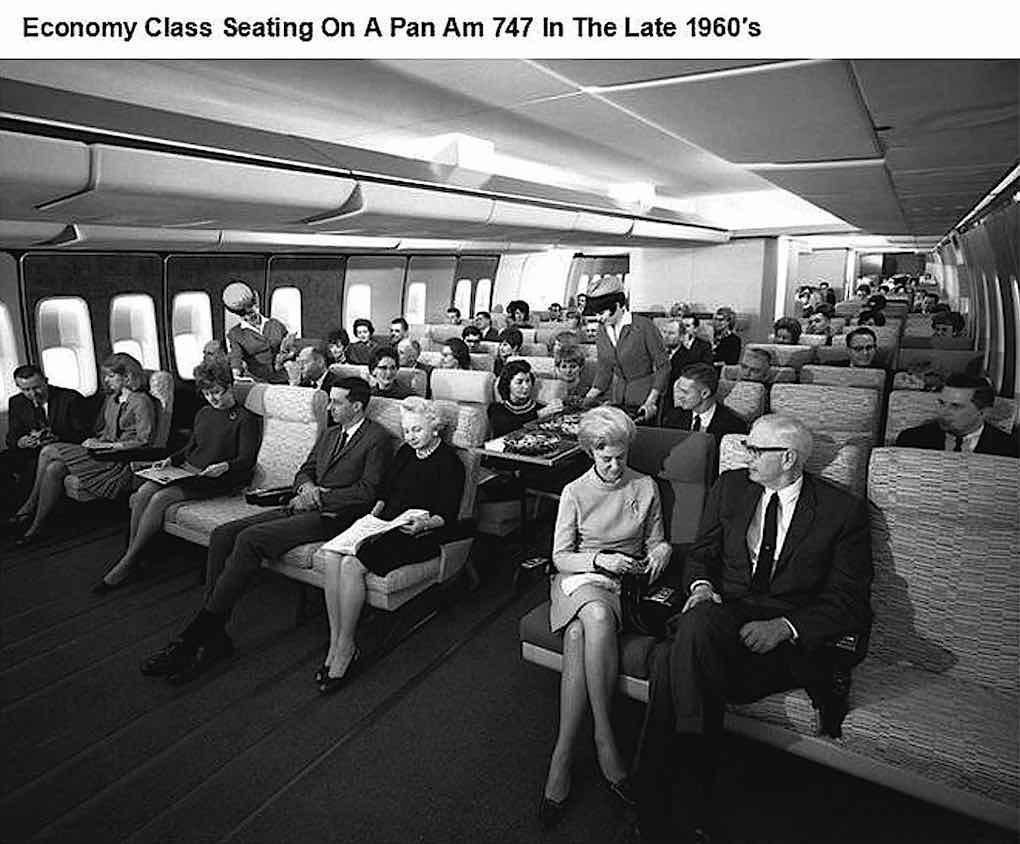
294;344;335;392
2;364;88;508
632;414;873;842
140;377;393;684
661;363;748;463
895;374;1018;457
661;317;714;417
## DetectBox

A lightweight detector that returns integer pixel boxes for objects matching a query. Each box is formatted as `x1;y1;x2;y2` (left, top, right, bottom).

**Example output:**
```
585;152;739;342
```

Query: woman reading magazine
316;396;465;693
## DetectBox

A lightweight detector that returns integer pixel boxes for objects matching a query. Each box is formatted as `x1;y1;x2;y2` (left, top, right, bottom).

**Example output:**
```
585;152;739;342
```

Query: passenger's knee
563;619;585;647
340;554;365;576
578;601;615;632
38;444;60;460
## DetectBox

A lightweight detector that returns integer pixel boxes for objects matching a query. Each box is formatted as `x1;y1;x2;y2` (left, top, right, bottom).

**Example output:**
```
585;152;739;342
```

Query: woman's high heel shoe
606;776;637;809
537;795;567;828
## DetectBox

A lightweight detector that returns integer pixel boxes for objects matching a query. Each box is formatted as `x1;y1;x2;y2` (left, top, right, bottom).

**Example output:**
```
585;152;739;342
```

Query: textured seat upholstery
771;383;881;442
512;355;556;377
748;343;815;371
799;365;887;391
65;369;175;502
896;347;984;377
264;397;488;611
717;380;766;423
884;390;1016;444
429;369;496;408
163;384;326;545
720;366;796;384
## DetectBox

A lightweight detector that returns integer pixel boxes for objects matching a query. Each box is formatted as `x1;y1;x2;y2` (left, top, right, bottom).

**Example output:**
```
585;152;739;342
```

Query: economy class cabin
0;59;1017;843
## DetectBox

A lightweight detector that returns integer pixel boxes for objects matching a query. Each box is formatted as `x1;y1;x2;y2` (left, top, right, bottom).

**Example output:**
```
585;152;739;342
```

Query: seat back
771;383;880;441
144;369;175;448
429;369;496;408
799;364;887;391
628;428;714;544
834;300;863;318
469;352;495;372
867;448;1019;693
536;378;568;405
896;347;984;377
327;363;426;397
365;396;488;520
718;432;870;497
512;355;556;378
244;384;327;489
720;365;796;384
748;343;815;371
717;380;766;423
885;390;1016;444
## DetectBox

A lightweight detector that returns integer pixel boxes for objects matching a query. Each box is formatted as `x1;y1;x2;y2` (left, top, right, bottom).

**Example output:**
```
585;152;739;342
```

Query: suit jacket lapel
774;475;816;577
323;422;363;473
736;479;762;575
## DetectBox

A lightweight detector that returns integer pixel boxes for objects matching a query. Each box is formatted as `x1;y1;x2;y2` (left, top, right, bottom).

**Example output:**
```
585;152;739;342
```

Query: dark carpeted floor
1;511;1014;844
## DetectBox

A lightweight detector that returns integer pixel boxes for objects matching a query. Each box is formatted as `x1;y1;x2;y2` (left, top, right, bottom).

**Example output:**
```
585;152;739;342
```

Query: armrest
90;446;171;463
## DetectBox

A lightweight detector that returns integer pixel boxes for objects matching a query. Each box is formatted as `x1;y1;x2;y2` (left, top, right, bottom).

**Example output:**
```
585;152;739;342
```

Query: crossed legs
543;600;628;802
16;445;68;538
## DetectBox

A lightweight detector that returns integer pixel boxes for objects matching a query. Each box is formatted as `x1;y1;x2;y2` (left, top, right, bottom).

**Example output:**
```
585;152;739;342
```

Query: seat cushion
730;659;1018;810
519;601;657;680
165;496;272;541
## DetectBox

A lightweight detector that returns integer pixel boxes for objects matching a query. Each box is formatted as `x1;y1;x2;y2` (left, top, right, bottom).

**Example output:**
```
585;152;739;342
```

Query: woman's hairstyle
193;359;234;392
856;309;886;326
554;345;586;368
713;306;736;329
221;279;258;314
507;299;530;320
326;327;350;347
369;345;400;371
497;327;523;350
548;330;580;354
577;406;636;453
352;318;375;336
101;352;146;391
496;359;535;401
772;317;802;342
443;337;472;369
400;395;443;430
461;325;482;341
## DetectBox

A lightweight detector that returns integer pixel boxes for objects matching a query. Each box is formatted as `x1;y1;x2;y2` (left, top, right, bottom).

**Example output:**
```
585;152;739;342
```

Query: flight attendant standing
222;280;289;383
581;277;669;422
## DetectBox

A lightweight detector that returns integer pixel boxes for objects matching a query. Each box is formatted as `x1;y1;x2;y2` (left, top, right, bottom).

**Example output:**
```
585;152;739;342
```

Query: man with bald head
632;414;873;842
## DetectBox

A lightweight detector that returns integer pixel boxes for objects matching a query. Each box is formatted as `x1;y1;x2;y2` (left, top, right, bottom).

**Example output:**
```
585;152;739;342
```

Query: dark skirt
51;443;134;499
357;529;443;576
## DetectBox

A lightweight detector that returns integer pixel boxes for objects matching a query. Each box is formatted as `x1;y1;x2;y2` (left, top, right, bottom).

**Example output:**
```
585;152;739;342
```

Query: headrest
244;383;326;425
430;369;496;405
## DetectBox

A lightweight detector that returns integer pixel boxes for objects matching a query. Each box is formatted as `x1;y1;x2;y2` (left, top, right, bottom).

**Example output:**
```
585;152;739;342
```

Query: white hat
222;281;257;314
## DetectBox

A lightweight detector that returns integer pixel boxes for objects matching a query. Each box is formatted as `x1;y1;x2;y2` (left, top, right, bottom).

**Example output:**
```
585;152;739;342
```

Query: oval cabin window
110;294;160;370
171;291;213;378
36;297;98;395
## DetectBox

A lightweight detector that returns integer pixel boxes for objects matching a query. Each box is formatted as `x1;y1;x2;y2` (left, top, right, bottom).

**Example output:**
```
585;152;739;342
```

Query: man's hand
682;583;721;613
17;433;39;449
295;482;321;510
739;619;793;654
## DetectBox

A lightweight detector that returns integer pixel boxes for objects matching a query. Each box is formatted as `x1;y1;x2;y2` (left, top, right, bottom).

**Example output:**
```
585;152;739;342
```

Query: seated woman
494;327;523;377
856;308;886;327
94;360;262;591
554;345;592;410
439;337;471;370
540;407;672;826
11;353;157;545
325;328;350;364
488;360;561;437
772;316;803;345
369;346;412;399
317;396;465;692
222;280;289;383
346;319;378;365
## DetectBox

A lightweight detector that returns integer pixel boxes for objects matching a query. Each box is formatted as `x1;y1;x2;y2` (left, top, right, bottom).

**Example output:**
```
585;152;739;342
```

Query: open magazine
320;509;431;555
134;464;200;486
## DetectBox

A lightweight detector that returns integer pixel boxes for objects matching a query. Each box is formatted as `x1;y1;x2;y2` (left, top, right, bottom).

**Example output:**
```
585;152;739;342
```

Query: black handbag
621;575;681;639
244;486;293;507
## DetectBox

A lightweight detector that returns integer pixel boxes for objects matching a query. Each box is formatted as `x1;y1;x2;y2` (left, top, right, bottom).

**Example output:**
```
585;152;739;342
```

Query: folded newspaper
320;509;430;555
560;573;622;596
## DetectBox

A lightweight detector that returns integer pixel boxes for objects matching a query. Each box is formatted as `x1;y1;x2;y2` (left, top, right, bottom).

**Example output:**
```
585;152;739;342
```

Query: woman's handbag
621;575;681;639
245;486;294;507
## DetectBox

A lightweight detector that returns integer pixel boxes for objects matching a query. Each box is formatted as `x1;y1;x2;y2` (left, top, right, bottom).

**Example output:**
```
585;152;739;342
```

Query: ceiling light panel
533;60;779;88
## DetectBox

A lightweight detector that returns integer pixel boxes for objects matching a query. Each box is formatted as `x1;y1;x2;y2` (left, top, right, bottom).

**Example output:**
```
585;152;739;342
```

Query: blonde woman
12;353;156;545
540;406;671;826
317;397;465;693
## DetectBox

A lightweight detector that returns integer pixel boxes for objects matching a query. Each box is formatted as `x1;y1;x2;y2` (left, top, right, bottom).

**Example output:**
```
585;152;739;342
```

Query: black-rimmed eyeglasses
741;440;789;458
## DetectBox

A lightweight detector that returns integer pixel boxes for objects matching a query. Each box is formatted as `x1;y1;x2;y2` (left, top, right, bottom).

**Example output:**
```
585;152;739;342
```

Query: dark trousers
203;507;364;616
633;601;828;828
0;448;39;511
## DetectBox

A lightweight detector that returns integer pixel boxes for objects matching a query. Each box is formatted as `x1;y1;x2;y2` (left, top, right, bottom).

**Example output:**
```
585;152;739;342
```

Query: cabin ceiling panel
377;59;578;106
33;146;359;229
534;60;780;87
0;220;69;248
603;60;881;164
0;131;91;219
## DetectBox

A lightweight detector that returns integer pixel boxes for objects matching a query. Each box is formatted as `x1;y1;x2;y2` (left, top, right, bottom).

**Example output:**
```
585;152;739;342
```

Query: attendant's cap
583;276;626;315
222;281;257;314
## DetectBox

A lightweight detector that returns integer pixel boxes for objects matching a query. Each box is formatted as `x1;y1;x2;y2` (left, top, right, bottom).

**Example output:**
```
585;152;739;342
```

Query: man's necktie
34;403;48;429
953;436;964;452
329;430;348;464
691;415;702;432
751;493;779;594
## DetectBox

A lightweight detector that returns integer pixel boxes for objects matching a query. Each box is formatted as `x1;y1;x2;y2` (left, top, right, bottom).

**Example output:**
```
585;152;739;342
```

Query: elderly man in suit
581;277;670;422
140;377;392;684
1;364;88;510
631;413;873;843
896;374;1018;457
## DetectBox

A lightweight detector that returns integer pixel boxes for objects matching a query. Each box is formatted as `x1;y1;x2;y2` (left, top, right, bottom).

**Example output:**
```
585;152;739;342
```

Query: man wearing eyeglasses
840;327;880;369
631;413;873;843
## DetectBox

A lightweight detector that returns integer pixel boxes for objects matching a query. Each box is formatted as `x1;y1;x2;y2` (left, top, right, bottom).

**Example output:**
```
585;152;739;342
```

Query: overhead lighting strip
584;59;830;93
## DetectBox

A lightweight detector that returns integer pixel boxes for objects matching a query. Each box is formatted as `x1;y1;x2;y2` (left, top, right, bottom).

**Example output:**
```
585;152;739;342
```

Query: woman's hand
399;513;433;535
151;457;172;470
199;461;229;478
82;437;101;448
644;545;672;583
594;552;640;576
538;399;564;418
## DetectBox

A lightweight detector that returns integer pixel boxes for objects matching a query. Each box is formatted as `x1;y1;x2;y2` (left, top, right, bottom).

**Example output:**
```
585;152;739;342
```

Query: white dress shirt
945;424;984;453
605;310;633;347
691;403;717;432
746;476;804;574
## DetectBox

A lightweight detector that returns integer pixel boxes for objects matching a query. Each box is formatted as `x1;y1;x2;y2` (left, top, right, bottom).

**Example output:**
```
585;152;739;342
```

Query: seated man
389;317;409;346
202;339;229;366
547;302;563;321
771;317;802;345
805;304;835;344
661;316;713;416
711;307;742;365
369;346;412;398
840;327;880;369
461;324;483;353
855;283;872;300
856;308;886;327
917;291;941;314
473;311;499;341
661;363;748;454
738;347;774;385
140;378;393;683
295;344;334;391
931;310;966;338
818;281;837;306
632;414;873;841
1;364;89;507
397;338;432;397
895;374;1017;457
445;306;462;326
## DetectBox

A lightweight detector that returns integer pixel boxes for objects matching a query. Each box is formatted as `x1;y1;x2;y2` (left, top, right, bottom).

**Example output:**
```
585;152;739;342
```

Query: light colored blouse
96;390;157;450
552;466;667;572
